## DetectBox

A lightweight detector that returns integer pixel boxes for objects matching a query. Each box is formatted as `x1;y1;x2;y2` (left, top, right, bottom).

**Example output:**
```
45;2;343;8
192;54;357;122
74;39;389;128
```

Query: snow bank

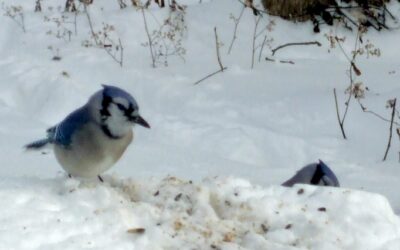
1;176;399;250
2;0;400;248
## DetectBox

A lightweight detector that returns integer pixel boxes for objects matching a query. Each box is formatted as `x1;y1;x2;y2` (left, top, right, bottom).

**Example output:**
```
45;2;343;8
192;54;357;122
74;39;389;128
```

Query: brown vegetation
261;0;336;21
261;0;389;21
261;0;391;31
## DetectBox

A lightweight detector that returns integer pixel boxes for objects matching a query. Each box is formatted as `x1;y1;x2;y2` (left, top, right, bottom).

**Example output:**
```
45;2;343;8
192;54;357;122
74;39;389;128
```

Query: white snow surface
1;176;400;250
1;0;400;249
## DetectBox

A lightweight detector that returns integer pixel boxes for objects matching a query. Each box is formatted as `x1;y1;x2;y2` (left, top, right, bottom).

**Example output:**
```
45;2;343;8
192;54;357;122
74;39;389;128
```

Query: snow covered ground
1;0;400;249
1;176;400;250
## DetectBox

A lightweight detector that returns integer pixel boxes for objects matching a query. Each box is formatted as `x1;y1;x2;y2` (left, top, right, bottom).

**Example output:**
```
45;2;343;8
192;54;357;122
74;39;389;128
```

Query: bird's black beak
132;115;150;128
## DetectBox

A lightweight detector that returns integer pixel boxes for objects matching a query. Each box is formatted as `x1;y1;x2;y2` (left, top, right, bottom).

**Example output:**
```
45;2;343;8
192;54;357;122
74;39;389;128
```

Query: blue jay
25;85;150;181
282;160;340;187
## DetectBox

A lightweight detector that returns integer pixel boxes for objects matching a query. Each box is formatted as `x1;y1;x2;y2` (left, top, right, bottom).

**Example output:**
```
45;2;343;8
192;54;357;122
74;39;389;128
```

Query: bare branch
357;99;400;126
228;6;245;55
383;98;397;161
194;67;227;85
333;88;347;139
258;35;268;62
214;27;224;71
271;41;321;56
251;16;262;69
2;4;26;33
84;4;124;67
341;67;354;125
141;5;187;67
194;27;227;85
84;4;99;45
140;7;156;67
102;38;124;67
335;36;352;63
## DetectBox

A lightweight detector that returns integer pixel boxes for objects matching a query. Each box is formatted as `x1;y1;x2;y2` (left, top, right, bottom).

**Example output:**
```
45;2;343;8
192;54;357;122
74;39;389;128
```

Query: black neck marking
100;93;113;121
101;125;121;140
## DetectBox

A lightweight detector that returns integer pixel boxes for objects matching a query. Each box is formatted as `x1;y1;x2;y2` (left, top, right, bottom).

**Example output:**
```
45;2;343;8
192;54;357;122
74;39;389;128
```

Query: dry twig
271;41;321;56
357;99;400;126
332;28;364;139
265;57;294;64
333;88;347;139
251;16;262;69
2;4;26;32
193;67;227;85
141;7;156;67
258;35;268;62
214;27;224;71
194;27;227;85
228;6;245;54
383;98;397;161
84;4;124;67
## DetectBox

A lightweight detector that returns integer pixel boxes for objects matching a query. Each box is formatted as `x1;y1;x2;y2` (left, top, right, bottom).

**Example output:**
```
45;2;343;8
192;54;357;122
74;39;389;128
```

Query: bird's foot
98;175;104;182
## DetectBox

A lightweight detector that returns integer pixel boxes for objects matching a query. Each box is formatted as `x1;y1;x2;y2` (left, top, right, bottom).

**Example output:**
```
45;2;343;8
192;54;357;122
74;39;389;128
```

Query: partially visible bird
282;160;340;187
25;85;150;181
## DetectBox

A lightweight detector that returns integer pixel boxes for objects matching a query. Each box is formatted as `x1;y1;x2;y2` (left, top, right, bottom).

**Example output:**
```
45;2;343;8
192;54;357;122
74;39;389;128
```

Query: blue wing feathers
50;106;90;146
25;106;91;149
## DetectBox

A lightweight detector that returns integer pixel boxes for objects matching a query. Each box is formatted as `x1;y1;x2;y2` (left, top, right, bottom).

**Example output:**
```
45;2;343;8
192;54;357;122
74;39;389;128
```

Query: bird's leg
68;173;72;178
98;175;104;182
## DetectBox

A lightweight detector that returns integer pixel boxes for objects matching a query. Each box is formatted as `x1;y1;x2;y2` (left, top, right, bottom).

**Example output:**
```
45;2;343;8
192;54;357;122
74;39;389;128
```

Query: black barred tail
25;139;50;150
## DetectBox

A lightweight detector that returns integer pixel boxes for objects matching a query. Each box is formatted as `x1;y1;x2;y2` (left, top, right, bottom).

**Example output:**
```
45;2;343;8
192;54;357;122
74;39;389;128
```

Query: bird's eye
116;103;126;111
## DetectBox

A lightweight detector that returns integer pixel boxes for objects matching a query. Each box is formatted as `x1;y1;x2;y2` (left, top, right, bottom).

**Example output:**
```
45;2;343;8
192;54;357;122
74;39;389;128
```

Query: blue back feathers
317;160;340;187
282;160;340;187
49;106;91;147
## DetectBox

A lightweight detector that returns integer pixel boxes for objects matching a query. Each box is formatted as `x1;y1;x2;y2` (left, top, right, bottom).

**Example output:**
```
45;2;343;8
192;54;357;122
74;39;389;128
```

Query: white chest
54;123;133;178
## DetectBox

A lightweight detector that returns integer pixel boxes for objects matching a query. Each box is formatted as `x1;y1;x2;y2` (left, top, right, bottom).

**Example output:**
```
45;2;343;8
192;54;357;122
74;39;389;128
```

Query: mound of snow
0;176;399;250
